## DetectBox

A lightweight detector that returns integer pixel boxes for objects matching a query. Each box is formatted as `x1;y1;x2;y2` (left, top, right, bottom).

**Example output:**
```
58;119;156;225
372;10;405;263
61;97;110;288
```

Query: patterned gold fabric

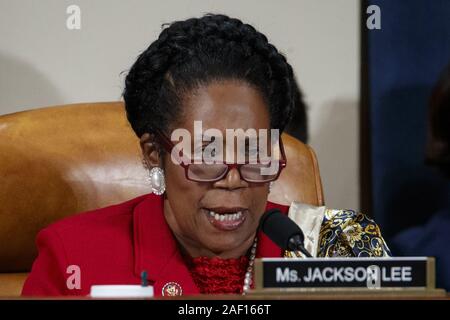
285;209;391;258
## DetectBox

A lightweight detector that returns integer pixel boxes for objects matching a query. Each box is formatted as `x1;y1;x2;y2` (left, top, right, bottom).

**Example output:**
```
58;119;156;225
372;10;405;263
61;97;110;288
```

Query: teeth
209;210;244;222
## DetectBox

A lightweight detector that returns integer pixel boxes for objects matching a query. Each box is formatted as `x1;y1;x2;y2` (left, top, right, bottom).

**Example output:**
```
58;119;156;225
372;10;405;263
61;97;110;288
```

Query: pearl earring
269;181;274;193
148;167;166;195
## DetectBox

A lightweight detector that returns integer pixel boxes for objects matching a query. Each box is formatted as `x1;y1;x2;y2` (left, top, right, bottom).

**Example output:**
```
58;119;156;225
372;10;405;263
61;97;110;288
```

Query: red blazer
22;193;289;297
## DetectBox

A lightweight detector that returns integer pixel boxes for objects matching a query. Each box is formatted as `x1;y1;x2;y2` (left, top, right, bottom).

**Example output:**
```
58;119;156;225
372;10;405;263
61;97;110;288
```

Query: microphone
259;209;312;257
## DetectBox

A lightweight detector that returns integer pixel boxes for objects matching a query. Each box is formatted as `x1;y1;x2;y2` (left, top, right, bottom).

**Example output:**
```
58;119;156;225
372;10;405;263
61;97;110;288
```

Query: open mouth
203;207;248;231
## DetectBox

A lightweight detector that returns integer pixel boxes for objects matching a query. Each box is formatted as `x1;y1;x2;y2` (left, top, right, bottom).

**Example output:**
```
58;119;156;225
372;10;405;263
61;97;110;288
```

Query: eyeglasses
153;128;287;184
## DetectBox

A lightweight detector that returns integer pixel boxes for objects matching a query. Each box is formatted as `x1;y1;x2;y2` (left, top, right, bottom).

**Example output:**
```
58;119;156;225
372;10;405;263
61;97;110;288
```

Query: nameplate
254;257;435;290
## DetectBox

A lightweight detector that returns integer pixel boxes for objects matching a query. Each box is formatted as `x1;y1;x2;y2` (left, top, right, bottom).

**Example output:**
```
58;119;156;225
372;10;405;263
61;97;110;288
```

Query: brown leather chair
0;101;323;297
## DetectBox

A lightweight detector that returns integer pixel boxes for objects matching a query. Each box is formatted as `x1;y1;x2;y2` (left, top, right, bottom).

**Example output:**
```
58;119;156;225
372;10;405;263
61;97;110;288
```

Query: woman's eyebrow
195;134;263;150
201;134;218;141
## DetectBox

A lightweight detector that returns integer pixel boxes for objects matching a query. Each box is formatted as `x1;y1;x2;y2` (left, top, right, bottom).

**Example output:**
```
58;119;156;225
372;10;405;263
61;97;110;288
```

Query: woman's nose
214;167;247;190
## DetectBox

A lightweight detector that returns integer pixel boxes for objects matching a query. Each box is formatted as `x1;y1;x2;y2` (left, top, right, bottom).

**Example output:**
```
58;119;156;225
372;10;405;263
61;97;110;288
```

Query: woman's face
156;80;271;258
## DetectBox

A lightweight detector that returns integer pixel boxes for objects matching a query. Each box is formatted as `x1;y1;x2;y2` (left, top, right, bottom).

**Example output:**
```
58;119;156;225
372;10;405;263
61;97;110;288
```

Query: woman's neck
174;233;256;259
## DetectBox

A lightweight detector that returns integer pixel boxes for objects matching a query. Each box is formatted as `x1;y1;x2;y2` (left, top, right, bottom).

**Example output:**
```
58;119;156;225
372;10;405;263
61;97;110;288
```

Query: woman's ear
140;133;162;168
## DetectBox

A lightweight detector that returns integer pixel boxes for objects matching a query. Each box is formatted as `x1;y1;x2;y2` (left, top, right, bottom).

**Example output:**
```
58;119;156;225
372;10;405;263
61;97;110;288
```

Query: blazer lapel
132;193;199;296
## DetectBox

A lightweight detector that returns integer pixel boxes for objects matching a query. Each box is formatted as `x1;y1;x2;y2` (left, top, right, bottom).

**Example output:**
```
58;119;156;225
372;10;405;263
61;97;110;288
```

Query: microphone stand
287;235;313;258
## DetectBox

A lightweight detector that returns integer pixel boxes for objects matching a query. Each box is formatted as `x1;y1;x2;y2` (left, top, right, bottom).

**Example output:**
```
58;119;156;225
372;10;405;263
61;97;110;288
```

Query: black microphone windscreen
259;209;305;250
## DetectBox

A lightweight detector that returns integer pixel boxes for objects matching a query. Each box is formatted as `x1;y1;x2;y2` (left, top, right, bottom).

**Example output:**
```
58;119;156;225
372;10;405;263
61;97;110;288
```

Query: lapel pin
162;282;182;296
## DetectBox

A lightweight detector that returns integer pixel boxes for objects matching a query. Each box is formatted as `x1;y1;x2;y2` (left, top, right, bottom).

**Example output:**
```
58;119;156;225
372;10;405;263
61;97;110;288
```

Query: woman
22;14;390;297
391;63;450;291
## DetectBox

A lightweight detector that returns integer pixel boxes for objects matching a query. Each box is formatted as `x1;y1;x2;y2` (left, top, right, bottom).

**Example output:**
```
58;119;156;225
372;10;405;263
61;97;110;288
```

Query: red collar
132;193;288;296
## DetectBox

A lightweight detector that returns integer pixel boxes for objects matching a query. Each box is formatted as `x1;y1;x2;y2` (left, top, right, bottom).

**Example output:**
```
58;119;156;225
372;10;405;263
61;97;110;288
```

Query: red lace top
184;255;249;294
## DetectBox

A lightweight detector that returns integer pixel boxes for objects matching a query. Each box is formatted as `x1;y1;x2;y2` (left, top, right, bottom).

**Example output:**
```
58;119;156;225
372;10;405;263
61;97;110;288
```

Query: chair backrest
0;101;324;274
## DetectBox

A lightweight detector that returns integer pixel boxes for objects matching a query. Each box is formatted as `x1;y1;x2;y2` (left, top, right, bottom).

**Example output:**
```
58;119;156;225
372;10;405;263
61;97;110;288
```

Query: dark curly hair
123;14;307;142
